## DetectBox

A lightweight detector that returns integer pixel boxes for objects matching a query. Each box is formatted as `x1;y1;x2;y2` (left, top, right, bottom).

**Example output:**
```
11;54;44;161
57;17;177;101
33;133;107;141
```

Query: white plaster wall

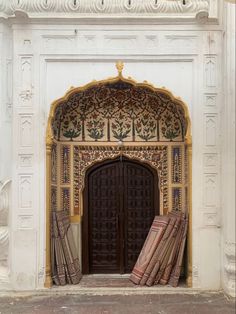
9;23;223;291
0;0;233;292
45;60;193;114
0;22;12;291
0;23;12;183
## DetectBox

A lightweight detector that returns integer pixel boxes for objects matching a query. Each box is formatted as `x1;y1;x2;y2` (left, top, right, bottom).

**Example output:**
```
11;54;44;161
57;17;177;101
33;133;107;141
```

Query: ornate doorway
45;62;192;288
82;157;159;274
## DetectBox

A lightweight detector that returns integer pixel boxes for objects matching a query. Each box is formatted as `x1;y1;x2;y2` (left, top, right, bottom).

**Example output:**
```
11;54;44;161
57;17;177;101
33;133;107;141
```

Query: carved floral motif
86;112;105;141
172;146;182;184
52;80;187;143
62;113;82;141
51;144;57;184
61;145;70;184
111;112;131;141
161;111;182;141
61;188;70;213
135;113;157;141
51;186;57;211
172;187;182;211
73;145;168;214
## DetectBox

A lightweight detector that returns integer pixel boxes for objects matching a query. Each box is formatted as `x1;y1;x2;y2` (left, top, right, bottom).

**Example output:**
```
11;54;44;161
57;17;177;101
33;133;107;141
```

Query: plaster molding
0;266;10;285
0;0;210;20
0;180;11;226
224;242;236;296
0;226;9;255
0;180;11;287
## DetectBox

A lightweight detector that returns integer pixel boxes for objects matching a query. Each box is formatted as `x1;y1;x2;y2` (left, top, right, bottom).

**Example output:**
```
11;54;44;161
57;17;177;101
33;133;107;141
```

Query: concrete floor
0;292;235;314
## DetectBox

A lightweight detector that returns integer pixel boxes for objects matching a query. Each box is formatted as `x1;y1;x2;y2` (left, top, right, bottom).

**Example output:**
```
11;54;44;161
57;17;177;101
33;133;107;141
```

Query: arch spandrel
46;66;191;145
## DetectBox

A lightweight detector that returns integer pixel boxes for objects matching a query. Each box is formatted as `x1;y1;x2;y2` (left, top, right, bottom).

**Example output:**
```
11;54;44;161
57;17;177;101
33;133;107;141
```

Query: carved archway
45;62;192;288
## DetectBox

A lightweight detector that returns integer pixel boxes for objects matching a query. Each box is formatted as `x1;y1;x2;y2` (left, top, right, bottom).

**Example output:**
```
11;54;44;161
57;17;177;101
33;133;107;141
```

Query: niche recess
45;63;192;287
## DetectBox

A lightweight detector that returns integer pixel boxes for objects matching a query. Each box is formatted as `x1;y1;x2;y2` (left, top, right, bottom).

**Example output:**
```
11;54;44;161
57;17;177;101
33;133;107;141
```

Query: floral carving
111;113;131;141
51;186;57;211
62;114;82;141
86;113;105;141
51;144;57;184
73;145;168;214
135;114;157;141
172;146;182;184
61;145;70;184
61;188;70;213
161;112;181;141
172;188;182;211
52;79;187;143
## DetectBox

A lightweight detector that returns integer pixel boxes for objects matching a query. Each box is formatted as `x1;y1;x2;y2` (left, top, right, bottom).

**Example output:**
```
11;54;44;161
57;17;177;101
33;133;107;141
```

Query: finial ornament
116;61;124;77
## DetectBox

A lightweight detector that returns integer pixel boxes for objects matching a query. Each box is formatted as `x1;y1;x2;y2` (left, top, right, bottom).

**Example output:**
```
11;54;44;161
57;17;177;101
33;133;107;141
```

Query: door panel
83;158;159;274
88;163;120;273
123;162;157;272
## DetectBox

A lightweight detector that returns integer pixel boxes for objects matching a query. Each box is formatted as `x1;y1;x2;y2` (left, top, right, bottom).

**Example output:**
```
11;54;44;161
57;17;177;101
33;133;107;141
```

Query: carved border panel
55;142;187;217
73;145;168;215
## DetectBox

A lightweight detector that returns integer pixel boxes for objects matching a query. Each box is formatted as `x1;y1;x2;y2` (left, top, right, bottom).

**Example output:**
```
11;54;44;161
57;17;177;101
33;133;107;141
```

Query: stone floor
0;277;235;314
0;292;235;314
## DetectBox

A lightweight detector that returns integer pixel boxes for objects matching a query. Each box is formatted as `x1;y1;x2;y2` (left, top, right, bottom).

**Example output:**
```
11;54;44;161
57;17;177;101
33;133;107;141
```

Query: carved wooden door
82;158;159;274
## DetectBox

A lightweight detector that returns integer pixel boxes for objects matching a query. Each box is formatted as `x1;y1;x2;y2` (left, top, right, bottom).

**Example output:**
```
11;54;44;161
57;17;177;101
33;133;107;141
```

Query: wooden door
82;157;159;274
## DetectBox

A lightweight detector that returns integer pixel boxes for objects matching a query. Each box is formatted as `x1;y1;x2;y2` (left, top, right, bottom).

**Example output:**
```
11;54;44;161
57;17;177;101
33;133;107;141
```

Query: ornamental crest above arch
49;63;190;144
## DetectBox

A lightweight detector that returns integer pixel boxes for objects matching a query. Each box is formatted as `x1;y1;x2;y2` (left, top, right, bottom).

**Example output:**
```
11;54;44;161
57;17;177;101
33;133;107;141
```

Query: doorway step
49;275;190;296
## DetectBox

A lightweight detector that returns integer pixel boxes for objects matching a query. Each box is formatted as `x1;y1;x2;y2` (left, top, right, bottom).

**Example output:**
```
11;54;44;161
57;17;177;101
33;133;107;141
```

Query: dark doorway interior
82;157;159;274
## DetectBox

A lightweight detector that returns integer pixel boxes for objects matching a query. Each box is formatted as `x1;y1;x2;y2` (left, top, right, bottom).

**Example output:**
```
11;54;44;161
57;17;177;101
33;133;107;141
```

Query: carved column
222;1;236;298
11;26;38;290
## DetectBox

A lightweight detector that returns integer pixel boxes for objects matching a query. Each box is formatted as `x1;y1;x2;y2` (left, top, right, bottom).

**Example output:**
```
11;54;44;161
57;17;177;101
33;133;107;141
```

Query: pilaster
222;1;236;298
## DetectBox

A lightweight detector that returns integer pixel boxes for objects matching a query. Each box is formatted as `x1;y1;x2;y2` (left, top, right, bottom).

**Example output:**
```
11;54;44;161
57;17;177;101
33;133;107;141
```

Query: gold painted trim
186;137;192;287
116;60;124;77
57;141;187;147
45;62;192;288
70;215;81;223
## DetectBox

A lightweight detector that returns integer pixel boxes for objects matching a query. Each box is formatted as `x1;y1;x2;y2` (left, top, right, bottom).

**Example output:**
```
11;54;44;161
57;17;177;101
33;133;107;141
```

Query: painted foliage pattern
52;81;187;142
51;143;57;184
61;188;70;213
51;186;57;212
172;146;182;184
172;188;182;211
52;143;185;216
73;145;168;214
61;145;70;184
184;145;188;184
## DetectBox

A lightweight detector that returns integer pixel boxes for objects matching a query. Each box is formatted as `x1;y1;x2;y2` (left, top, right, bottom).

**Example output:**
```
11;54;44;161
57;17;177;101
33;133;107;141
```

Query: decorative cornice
0;0;210;20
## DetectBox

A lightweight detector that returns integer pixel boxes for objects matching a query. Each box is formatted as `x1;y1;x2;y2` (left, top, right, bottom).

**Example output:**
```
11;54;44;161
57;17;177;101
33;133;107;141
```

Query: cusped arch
46;64;191;145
